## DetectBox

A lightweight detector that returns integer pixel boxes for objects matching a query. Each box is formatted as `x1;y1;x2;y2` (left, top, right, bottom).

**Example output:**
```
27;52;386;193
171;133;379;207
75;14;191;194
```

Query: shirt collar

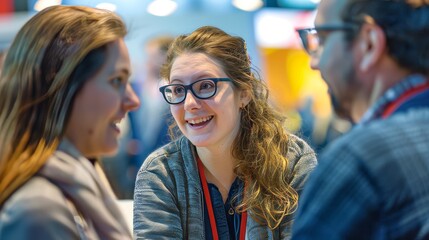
359;74;427;124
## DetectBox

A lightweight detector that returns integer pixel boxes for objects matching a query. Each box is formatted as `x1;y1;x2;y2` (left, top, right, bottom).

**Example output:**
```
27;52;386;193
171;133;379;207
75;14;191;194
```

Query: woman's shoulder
286;134;318;190
2;176;66;212
286;133;316;161
134;136;200;197
139;136;194;172
0;176;77;238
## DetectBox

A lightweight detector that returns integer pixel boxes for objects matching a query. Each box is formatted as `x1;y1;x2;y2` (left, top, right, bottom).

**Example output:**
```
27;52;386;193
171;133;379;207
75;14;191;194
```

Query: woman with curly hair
133;26;317;239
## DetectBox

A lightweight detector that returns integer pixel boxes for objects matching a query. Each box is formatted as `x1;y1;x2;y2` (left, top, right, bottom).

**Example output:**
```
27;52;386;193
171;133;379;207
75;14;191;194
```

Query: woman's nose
183;90;201;111
123;84;140;112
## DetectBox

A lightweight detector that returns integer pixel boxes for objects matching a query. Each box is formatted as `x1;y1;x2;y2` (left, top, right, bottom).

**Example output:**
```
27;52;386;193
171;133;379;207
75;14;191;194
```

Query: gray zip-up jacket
134;135;317;239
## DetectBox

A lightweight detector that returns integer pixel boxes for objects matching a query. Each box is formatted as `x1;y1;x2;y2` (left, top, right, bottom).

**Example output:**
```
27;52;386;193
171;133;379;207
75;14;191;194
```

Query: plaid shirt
292;74;429;240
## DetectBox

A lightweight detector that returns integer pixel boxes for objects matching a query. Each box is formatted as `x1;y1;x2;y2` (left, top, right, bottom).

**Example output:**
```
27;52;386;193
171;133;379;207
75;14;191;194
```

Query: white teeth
188;116;212;125
112;119;121;127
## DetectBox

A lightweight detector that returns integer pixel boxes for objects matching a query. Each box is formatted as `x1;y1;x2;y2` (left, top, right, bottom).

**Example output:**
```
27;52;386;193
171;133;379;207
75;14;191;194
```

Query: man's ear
358;22;386;72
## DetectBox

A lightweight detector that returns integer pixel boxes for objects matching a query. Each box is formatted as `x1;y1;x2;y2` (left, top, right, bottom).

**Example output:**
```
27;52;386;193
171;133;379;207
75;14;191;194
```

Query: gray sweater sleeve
287;134;318;194
280;134;318;240
133;151;183;240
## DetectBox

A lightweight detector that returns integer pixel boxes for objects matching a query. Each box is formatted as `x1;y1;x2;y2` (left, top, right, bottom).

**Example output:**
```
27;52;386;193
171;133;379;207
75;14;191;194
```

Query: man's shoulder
349;109;428;145
323;109;429;164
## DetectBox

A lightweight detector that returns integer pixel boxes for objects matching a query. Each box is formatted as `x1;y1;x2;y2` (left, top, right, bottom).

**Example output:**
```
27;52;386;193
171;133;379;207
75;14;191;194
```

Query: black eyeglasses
159;78;232;105
296;24;358;55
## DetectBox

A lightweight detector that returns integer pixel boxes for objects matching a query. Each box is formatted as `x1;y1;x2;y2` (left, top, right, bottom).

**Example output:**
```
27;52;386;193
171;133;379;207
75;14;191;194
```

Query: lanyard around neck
381;81;429;118
197;156;247;240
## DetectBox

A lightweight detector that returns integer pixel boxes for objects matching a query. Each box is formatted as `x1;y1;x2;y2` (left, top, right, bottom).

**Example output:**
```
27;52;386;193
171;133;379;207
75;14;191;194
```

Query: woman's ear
240;89;251;108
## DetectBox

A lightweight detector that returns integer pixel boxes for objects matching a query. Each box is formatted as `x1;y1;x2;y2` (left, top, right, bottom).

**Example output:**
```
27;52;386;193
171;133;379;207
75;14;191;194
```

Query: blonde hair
161;26;298;229
0;5;127;206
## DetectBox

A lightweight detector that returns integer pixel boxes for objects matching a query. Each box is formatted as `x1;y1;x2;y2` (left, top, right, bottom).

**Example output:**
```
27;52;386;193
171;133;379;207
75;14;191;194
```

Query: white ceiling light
34;0;62;11
96;3;117;12
232;0;263;12
147;0;178;17
255;9;316;48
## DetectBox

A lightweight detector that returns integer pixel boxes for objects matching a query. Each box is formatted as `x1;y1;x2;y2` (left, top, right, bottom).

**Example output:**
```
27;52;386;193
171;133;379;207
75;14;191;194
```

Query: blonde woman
0;6;139;239
133;26;317;239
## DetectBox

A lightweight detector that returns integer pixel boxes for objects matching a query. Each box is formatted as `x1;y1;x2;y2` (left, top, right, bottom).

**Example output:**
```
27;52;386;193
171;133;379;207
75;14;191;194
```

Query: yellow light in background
254;9;332;136
260;47;332;134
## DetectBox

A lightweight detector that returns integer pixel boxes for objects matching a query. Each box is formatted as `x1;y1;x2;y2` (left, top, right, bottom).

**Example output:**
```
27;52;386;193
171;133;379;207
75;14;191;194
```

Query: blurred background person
0;5;139;239
129;36;174;181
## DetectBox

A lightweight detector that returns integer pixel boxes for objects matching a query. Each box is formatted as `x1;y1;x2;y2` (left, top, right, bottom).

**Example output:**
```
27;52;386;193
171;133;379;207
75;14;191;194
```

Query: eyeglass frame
296;23;359;55
159;77;232;105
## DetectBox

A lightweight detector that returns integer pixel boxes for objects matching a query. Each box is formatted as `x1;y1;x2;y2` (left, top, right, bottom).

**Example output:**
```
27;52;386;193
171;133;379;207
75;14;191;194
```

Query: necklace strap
197;156;247;240
197;156;219;240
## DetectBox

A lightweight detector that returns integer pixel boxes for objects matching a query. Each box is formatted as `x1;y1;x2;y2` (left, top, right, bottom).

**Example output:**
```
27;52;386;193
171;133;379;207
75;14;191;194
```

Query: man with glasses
292;0;429;239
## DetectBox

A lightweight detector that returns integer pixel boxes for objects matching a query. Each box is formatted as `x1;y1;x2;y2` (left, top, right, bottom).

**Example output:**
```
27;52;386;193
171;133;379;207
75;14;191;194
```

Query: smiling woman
0;5;139;239
133;26;317;239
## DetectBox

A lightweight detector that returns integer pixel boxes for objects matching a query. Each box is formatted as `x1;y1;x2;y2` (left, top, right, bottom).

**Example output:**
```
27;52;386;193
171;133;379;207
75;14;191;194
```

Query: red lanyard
382;82;429;119
197;156;247;240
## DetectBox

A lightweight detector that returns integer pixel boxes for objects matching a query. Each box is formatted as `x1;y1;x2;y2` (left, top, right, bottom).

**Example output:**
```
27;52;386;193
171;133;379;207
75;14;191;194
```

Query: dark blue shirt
204;178;244;240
